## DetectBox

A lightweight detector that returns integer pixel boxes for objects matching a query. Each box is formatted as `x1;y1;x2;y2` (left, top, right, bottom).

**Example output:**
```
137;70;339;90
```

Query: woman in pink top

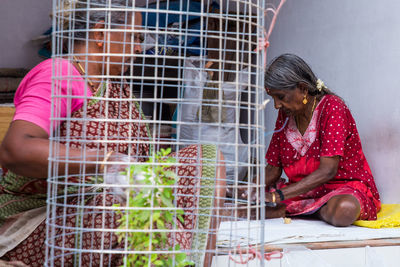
0;1;225;266
258;54;380;226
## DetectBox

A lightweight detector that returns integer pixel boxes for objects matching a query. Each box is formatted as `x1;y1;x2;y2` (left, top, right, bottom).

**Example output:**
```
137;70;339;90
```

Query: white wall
0;0;233;69
265;0;400;203
0;0;52;68
0;0;165;69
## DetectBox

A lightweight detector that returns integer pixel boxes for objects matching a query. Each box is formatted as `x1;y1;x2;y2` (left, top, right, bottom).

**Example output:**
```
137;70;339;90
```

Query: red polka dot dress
266;95;381;220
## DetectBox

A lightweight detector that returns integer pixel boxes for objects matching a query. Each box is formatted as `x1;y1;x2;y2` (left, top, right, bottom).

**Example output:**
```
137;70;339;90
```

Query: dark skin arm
0;120;108;178
266;156;340;202
265;164;282;188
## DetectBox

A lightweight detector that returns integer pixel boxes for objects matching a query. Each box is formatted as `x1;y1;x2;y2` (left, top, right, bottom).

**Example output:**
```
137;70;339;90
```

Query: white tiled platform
213;218;400;267
212;245;400;267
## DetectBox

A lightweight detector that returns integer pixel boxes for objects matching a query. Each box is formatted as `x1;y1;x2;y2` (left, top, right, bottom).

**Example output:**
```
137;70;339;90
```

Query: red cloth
266;95;380;220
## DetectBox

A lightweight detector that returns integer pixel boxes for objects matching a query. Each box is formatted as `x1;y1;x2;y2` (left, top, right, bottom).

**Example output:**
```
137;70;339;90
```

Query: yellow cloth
353;204;400;228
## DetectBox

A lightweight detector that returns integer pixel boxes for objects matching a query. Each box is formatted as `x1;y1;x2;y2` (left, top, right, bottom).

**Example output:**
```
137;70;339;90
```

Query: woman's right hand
226;185;286;218
101;152;136;200
226;185;258;203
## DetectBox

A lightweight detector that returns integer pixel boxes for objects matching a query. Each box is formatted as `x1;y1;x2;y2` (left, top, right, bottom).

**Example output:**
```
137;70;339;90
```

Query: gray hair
59;0;134;41
264;53;333;96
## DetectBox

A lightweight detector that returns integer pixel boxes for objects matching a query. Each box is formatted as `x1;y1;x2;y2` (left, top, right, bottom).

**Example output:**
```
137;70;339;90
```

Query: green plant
114;148;194;267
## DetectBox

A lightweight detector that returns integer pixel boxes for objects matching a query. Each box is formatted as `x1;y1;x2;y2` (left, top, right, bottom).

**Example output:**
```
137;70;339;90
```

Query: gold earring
303;95;308;105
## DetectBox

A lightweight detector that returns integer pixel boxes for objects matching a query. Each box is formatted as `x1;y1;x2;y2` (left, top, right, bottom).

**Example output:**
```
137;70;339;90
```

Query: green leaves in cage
114;148;193;267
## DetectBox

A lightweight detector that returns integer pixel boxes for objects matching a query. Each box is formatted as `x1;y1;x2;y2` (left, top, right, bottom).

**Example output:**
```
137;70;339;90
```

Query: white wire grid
46;0;269;266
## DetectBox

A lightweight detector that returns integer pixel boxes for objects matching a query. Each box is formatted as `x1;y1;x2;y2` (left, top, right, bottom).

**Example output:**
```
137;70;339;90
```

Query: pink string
228;244;283;264
255;0;287;67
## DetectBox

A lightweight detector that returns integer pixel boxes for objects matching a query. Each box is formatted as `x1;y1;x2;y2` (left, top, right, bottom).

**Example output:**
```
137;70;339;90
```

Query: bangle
99;151;113;172
271;192;276;203
276;189;285;201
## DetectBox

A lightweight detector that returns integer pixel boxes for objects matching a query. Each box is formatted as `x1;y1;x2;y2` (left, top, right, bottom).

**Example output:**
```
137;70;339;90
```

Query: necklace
295;96;317;131
310;96;317;114
73;56;95;88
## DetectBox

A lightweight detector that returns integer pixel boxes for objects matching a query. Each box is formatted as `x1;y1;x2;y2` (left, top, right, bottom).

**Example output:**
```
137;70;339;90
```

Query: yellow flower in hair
316;79;325;92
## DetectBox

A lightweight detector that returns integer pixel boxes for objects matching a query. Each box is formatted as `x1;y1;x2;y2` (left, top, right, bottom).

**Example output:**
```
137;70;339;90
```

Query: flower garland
316;78;325;92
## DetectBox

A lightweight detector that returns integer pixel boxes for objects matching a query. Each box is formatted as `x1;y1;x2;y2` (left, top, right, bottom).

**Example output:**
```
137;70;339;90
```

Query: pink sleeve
13;59;92;135
320;97;348;157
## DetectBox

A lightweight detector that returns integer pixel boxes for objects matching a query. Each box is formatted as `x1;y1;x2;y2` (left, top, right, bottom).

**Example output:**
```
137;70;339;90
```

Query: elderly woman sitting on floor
257;54;380;227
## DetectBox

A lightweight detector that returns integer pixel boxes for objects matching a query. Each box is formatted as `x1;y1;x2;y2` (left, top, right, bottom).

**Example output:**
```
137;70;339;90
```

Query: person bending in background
260;54;380;226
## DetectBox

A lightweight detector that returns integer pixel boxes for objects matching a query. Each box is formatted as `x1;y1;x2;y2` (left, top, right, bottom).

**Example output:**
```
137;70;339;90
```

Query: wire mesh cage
46;0;272;266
